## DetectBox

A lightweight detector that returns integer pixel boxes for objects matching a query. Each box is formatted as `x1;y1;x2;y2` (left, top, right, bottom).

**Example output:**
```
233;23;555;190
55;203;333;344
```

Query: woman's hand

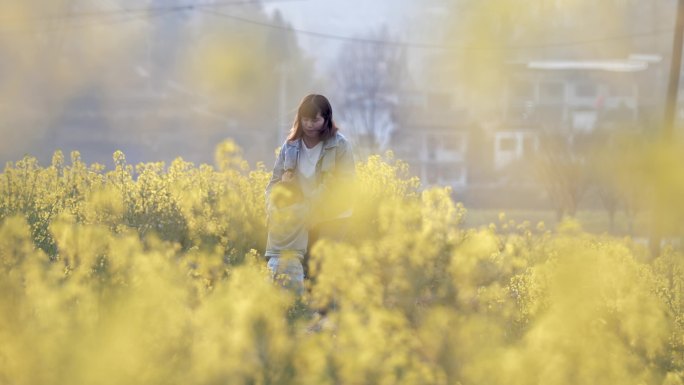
282;170;294;183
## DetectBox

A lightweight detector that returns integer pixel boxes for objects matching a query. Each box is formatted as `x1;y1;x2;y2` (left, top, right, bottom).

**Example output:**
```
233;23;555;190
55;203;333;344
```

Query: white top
297;141;322;197
299;141;322;177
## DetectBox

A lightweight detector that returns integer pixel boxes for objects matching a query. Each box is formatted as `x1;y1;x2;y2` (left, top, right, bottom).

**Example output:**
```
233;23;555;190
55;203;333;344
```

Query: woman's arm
265;144;287;207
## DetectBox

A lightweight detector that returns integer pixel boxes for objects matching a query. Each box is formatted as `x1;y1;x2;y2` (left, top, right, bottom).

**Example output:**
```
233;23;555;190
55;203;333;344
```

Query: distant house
496;57;662;170
390;92;470;191
493;129;539;171
505;59;654;127
389;55;662;208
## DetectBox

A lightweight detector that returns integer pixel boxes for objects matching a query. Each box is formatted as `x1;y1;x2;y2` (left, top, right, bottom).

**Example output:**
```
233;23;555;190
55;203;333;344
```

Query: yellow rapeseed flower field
0;139;683;385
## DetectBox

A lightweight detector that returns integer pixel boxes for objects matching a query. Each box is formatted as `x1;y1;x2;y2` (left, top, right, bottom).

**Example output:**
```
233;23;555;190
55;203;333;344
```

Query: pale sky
262;0;425;71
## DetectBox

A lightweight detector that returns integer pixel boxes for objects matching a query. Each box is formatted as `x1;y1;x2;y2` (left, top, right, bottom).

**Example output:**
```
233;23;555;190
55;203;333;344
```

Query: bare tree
535;132;593;221
331;27;408;158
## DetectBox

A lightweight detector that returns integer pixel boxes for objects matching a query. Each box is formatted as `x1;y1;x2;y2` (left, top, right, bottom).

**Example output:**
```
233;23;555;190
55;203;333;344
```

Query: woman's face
301;112;324;140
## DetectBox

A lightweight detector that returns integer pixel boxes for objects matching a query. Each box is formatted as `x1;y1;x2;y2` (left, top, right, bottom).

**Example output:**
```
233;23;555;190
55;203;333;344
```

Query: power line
1;2;675;52
201;8;451;49
203;8;674;52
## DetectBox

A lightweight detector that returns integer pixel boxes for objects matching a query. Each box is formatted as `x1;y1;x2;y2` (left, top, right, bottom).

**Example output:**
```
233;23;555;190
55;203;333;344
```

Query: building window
425;134;465;161
572;110;597;132
442;135;463;152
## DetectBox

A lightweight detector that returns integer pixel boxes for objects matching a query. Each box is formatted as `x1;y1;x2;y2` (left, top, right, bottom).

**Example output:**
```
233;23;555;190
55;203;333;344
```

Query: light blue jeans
267;255;305;296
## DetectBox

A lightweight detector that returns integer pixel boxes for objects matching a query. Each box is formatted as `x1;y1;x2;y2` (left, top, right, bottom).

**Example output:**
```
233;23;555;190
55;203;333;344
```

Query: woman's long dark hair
287;94;339;142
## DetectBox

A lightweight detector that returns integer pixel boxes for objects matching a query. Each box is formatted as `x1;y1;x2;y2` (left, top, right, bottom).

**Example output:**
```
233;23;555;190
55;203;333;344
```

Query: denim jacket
265;132;355;223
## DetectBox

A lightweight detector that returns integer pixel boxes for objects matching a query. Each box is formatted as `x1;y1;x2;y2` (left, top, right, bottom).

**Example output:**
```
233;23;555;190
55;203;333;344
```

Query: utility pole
664;0;684;139
651;0;684;258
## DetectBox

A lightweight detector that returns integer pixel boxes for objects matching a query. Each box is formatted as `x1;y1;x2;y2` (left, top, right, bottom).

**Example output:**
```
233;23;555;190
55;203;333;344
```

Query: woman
265;94;355;293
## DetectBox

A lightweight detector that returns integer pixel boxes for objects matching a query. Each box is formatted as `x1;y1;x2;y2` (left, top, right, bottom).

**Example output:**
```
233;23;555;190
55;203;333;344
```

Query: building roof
527;60;648;72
